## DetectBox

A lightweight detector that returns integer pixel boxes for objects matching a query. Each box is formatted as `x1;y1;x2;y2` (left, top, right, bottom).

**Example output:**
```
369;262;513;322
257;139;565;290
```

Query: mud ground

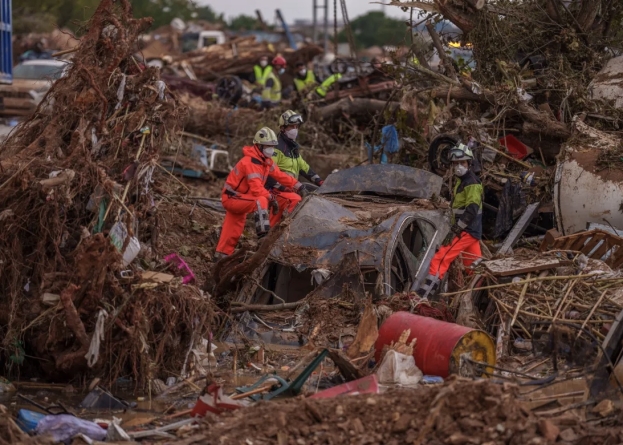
165;378;623;445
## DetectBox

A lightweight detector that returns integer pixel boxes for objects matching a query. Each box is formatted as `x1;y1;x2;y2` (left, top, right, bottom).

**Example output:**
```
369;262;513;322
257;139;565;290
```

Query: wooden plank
591;238;612;260
581;233;606;256
611;248;623;269
569;235;589;251
497;202;540;255
484;257;570;277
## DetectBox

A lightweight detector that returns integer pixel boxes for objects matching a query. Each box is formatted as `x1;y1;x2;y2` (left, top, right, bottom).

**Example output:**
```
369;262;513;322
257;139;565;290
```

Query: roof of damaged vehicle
269;194;449;269
318;164;443;200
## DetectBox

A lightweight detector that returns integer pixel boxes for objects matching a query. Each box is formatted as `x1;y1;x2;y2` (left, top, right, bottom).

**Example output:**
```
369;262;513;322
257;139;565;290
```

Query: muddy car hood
0;78;50;93
270;195;448;270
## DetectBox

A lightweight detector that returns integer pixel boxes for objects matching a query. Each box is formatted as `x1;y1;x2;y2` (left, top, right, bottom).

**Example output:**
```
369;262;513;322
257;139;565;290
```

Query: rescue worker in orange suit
265;110;324;226
416;143;483;298
215;127;308;259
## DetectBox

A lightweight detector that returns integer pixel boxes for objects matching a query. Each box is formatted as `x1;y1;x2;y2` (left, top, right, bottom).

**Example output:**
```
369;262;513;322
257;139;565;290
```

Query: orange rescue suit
216;145;302;255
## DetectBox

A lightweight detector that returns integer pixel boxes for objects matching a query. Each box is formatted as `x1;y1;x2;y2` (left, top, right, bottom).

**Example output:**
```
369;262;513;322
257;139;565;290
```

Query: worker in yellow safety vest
260;55;285;109
252;55;273;88
306;65;342;100
293;61;318;97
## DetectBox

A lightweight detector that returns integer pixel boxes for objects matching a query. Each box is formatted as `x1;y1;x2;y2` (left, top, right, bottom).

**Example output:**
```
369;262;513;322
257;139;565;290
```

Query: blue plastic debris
421;375;444;384
366;125;400;164
16;409;46;433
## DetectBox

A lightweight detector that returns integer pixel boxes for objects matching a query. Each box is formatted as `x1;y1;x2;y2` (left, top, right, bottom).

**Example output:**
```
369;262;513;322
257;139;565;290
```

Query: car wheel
428;134;460;175
216;75;243;105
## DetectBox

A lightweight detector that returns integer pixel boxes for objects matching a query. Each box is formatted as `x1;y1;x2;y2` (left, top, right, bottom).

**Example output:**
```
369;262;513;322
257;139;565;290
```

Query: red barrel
374;312;495;378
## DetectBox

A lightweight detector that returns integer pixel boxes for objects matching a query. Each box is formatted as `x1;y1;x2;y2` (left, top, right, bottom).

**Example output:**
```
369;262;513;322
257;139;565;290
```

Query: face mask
454;164;468;177
285;128;298;140
262;147;275;157
278;68;285;75
298;69;307;76
260;60;268;67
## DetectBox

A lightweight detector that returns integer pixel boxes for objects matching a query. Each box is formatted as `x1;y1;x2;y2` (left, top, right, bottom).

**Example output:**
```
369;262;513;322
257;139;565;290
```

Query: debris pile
0;0;216;385
179;379;552;444
167;38;323;82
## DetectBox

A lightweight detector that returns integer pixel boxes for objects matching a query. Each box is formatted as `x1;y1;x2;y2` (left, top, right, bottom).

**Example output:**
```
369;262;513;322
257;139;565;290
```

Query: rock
366;397;377;406
559;428;578;442
592;399;615;417
335;405;344;416
351;418;365;434
538;419;560;442
392;414;411;433
447;432;477;444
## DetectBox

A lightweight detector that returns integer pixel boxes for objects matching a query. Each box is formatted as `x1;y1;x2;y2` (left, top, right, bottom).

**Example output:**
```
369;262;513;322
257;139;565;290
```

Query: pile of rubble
0;0;219;386
3;0;623;443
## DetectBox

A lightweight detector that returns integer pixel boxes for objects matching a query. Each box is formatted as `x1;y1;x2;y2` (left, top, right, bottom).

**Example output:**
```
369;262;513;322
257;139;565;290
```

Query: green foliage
338;11;407;49
12;0;224;33
9;338;25;365
228;15;259;31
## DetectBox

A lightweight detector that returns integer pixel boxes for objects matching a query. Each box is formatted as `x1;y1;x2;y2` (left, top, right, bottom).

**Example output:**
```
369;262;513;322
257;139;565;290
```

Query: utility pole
323;0;328;54
312;0;329;52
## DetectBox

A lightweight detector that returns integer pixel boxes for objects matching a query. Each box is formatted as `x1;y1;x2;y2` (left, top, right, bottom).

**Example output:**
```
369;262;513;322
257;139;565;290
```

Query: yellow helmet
253;127;279;146
278;110;304;127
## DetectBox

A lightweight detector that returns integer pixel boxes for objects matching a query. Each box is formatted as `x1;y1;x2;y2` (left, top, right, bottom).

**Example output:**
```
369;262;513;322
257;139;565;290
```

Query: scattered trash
164;253;196;284
78;387;132;411
16;409;46;433
35;415;107;443
375;312;496;378
309;375;380;399
191;383;247;417
105;417;131;442
376;350;423;387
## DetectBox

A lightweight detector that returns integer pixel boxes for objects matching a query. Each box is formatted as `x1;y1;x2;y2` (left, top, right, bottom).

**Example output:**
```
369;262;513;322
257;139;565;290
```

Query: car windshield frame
13;63;66;81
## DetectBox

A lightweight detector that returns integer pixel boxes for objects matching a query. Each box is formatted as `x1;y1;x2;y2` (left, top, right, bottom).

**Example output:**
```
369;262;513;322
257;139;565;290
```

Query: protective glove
442;232;455;247
450;223;463;236
269;197;279;215
298;186;310;199
442;224;462;246
278;185;295;193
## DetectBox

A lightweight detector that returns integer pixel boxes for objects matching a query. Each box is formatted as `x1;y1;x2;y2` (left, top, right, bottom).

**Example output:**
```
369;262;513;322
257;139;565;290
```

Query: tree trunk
433;0;476;33
315;98;401;122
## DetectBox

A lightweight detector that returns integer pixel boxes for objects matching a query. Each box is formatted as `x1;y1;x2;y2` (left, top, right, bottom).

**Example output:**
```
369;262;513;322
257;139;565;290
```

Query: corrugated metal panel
0;0;12;85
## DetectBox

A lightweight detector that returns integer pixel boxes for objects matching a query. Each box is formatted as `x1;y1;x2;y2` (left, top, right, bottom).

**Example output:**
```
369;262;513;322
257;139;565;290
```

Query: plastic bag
376;350;422;387
35;414;107;443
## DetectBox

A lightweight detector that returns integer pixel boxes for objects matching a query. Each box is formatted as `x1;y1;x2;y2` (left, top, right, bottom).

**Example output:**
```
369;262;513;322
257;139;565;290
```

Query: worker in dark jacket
265;110;324;225
416;143;483;298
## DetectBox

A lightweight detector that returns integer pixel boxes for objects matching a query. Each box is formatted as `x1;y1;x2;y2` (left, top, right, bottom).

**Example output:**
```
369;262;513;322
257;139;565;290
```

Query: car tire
428;134;460;175
216;76;243;105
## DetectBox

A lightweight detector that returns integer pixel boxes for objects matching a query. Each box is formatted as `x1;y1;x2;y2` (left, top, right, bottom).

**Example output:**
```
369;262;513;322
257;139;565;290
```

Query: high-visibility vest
262;71;281;103
315;73;342;97
293;70;317;93
253;65;273;86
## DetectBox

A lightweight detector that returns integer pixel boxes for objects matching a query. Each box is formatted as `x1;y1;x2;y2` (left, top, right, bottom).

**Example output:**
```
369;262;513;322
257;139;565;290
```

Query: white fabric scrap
155;80;166;101
115;74;126;110
311;268;331;286
91;128;102;155
85;309;108;367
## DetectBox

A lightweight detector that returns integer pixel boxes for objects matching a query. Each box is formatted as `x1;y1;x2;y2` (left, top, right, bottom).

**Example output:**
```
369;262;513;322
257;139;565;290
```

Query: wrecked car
237;164;451;305
0;59;69;116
